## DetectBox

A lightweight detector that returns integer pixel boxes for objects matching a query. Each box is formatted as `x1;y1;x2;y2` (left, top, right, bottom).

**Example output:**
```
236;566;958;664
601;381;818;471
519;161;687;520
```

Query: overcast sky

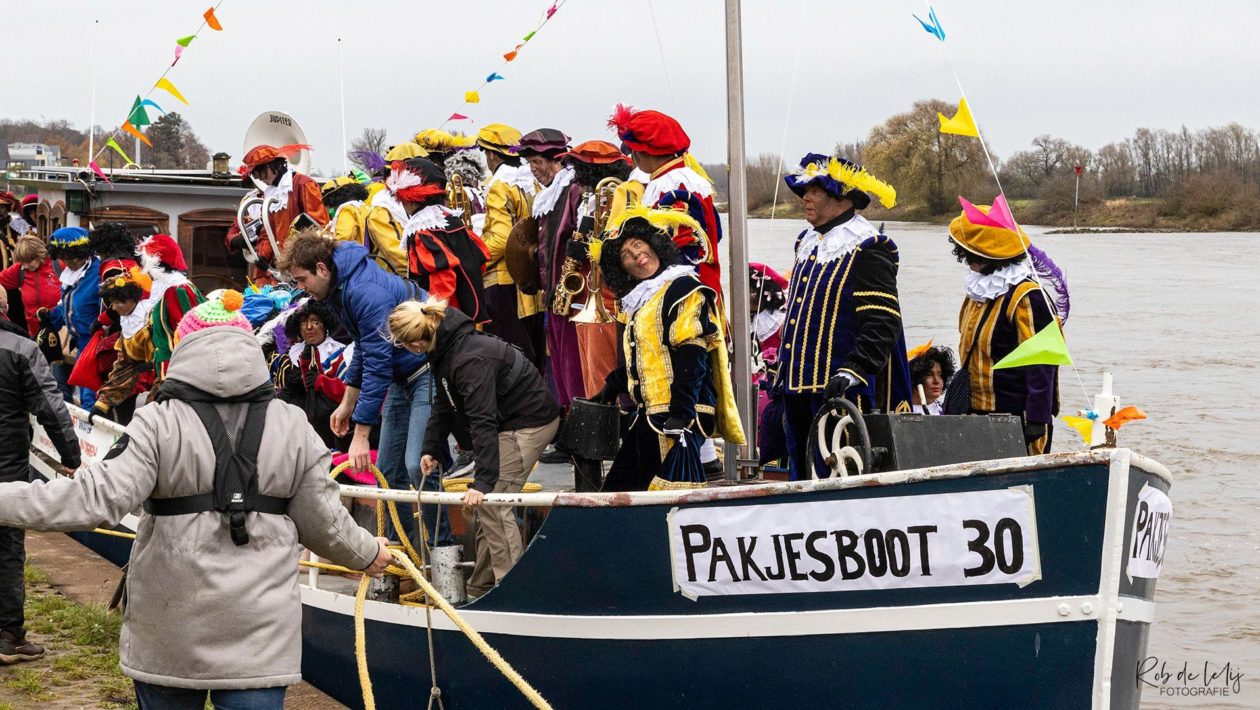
5;0;1259;174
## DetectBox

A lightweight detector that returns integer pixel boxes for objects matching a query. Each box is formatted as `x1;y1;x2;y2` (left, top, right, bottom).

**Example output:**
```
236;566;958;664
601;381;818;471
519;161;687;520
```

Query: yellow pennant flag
104;137;135;166
1061;415;1094;444
464;91;481;104
938;97;980;138
992;320;1073;369
154;77;189;105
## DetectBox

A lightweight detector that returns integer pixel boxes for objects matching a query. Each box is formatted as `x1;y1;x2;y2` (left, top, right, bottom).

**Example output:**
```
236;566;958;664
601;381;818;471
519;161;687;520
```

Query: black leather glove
565;238;589;261
1023;421;1048;445
594;380;617;404
823;371;855;401
302;347;319;389
229;234;247;252
88;405;107;426
36;307;52;327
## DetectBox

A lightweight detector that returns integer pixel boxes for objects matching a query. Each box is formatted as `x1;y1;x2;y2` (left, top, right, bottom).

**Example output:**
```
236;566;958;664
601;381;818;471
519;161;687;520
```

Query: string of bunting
440;0;567;126
89;3;226;180
911;5;1146;442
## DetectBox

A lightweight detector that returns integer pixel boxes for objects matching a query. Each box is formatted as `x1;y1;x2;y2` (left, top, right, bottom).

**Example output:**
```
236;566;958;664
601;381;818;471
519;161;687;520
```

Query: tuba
567;177;623;324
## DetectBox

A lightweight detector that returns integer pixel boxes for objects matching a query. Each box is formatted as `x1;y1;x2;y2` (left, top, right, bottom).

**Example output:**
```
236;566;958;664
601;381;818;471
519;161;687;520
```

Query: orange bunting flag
120;121;152;147
1103;406;1147;430
204;7;222;30
154;77;189;105
503;50;518;62
1061;415;1094;444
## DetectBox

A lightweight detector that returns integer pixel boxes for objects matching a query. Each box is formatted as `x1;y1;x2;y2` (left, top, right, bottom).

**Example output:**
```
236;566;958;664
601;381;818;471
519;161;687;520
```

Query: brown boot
0;630;45;664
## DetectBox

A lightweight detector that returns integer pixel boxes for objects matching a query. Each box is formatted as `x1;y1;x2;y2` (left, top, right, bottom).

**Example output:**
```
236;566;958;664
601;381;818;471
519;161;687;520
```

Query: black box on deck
863;413;1027;473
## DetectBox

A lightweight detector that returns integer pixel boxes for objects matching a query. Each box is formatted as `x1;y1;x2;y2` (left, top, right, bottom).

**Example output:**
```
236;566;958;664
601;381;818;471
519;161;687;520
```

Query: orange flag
1103;406;1147;430
120;121;152;147
204;7;223;31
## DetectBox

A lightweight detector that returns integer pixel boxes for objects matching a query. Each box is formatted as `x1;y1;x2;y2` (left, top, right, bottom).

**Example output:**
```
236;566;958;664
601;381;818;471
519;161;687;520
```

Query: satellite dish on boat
243;111;311;175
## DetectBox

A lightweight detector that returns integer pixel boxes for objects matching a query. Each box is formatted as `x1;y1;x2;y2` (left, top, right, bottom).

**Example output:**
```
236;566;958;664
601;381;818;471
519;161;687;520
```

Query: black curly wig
284;298;341;343
909;346;957;390
949;239;1027;275
599;218;685;298
322;182;369;212
90;222;139;261
571;160;632;191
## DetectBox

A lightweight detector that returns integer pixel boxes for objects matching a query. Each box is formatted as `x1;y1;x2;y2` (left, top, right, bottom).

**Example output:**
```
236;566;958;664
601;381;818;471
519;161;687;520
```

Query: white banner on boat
1126;484;1171;581
667;487;1042;599
30;408;121;470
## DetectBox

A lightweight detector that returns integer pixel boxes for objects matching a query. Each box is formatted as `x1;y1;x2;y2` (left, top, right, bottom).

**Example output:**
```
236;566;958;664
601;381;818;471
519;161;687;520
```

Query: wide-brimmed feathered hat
949;205;1031;260
596;205;697;297
608;104;690;156
47;226;93;260
784;153;896;211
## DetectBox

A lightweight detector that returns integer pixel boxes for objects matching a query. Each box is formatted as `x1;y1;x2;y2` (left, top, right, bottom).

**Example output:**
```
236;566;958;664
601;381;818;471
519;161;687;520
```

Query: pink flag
546;4;557;18
448;113;469;121
959;193;1018;231
173;45;184;64
89;161;111;183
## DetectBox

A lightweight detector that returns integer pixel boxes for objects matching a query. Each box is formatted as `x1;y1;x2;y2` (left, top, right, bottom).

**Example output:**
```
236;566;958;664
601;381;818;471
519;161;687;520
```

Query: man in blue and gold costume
774;154;913;479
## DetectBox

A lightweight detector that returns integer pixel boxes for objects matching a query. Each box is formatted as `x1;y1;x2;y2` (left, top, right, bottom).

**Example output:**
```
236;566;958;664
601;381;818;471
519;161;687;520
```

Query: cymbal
505;216;540;294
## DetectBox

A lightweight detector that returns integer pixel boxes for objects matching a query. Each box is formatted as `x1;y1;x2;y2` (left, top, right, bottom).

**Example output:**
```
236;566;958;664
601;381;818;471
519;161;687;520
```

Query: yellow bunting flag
938;97;979;138
120;121;153;147
104;137;134;165
154;77;189;105
204;7;223;31
1103;406;1147;430
992;321;1073;369
1061;415;1094;444
464;91;480;104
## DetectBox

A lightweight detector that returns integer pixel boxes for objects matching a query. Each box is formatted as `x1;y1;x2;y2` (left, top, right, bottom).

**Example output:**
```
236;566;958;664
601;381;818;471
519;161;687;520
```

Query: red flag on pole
1074;166;1082;176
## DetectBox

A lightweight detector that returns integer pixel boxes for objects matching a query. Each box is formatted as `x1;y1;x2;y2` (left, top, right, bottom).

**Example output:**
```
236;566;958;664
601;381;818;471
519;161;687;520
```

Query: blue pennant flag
485;72;505;82
912;7;946;42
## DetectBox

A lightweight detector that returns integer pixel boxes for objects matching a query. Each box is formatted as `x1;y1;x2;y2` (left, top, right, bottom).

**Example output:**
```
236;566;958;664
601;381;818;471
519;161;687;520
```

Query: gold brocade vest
622;277;746;445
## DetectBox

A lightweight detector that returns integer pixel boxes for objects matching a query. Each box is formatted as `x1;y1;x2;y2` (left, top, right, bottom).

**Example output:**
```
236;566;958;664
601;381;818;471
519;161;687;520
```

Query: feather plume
683;153;714;184
604;203;704;240
825;158;897;209
1028;244;1070;322
348;150;386;174
275;144;312;160
607;103;636;133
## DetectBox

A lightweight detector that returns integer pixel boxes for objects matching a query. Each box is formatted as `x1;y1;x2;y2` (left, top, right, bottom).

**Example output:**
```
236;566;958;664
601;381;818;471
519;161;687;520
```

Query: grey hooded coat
0;326;378;689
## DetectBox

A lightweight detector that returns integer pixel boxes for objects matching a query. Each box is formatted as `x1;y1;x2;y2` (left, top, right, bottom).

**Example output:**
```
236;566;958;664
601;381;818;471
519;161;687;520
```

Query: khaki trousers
466;417;560;596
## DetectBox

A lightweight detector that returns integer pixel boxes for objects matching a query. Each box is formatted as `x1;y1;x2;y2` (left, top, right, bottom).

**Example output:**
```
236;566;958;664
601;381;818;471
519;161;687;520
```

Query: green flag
176;35;196;47
992;321;1073;369
127;96;151;127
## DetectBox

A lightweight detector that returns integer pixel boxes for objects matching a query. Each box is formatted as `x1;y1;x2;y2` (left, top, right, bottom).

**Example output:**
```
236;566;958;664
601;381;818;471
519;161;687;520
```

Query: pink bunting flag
448;113;469;121
89;161;110;183
173;45;184;64
547;4;557;18
959;193;1018;232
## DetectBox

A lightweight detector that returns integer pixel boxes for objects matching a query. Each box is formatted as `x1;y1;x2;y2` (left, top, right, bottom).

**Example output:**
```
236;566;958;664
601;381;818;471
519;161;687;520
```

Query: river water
731;219;1260;707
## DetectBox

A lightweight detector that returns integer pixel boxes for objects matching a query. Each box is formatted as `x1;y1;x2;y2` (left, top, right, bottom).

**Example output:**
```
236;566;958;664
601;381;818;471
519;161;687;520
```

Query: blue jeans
133;681;285;709
376;368;453;547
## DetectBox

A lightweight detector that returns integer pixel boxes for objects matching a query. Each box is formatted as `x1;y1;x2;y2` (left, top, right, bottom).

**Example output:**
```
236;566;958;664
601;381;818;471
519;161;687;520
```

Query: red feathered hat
0;192;18;208
139;233;187;272
607;104;690;156
238;144;311;176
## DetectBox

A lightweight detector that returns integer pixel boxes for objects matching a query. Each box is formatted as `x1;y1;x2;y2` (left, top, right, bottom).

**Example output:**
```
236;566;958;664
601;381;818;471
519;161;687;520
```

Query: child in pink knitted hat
174;290;253;343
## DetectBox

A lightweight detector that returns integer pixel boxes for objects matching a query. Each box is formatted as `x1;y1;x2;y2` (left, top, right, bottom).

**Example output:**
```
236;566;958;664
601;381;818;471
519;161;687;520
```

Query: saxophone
551;178;622;317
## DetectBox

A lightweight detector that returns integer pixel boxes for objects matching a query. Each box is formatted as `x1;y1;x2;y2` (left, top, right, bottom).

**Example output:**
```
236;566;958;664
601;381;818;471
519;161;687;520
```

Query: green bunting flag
176;35;196;47
992;321;1073;369
127;96;152;127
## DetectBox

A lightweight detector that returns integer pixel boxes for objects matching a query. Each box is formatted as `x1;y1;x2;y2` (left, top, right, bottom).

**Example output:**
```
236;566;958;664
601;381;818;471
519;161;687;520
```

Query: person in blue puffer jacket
37;227;101;407
278;228;453;548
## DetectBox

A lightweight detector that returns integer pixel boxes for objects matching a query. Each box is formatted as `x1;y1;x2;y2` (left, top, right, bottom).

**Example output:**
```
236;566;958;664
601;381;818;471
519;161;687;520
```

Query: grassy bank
0;566;133;710
747;197;1260;231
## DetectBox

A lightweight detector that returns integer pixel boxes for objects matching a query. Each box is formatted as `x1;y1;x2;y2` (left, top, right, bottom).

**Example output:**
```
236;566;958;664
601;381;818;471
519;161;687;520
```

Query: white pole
87;19;99;169
338;38;348;174
724;0;753;479
1073;170;1081;230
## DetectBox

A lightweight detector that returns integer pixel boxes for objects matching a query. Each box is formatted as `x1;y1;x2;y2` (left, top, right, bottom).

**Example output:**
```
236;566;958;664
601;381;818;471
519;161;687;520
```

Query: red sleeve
297;177;330;226
0;264;19;288
225;220;242;251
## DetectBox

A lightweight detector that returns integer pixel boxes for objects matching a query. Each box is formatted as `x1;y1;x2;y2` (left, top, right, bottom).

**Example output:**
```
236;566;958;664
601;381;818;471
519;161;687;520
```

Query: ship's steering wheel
806;397;873;478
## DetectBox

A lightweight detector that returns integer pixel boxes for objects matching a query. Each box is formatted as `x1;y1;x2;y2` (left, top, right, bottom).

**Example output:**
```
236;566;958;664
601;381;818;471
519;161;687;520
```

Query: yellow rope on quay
352;549;553;710
92;528;137;540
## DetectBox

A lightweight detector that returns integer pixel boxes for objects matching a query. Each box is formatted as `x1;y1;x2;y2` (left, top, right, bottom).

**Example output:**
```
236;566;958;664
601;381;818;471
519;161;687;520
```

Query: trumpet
447;173;468;213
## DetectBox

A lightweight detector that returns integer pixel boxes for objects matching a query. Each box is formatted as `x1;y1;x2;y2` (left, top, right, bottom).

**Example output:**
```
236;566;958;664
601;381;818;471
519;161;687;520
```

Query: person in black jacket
388;298;559;599
0;314;81;663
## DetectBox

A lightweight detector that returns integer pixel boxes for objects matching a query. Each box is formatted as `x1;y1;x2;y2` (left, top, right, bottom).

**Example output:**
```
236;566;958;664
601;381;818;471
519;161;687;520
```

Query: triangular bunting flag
1103;406;1147;430
503;50;518;62
522;31;536;42
546;4;557;18
204;7;222;31
447;113;469;121
912;7;946;41
127;96;152;127
173;45;184;64
959;194;1018;232
120;121;153;147
992;321;1073;369
176;35;196;47
986;193;1018;232
105;137;134;165
140;99;166;115
486;72;505;82
1061;415;1094;444
938;97;979;137
89;161;111;183
154;77;189;105
464;91;480;104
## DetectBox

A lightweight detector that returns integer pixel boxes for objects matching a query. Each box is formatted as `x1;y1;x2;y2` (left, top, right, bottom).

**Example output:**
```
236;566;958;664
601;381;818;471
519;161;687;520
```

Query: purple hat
516;128;571;158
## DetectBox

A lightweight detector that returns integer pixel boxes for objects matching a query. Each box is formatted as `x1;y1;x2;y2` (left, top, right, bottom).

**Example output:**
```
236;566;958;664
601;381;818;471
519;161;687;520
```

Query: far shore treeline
6;98;1260;231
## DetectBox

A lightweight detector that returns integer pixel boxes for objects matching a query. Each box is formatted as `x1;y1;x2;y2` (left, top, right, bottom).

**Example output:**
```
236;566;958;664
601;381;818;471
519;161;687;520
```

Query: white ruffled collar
620;264;695;314
531;165;575;218
965;261;1034;302
403;204;461;234
796;214;879;264
643;163;713;207
59;261;91;288
753;307;786;342
262;168;295;213
486;163;537;197
288;337;346;367
120;269;188;338
370;188;408;224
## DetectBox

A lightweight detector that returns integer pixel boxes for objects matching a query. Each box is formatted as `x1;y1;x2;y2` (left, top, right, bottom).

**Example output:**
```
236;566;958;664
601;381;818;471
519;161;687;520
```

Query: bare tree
348;127;388;171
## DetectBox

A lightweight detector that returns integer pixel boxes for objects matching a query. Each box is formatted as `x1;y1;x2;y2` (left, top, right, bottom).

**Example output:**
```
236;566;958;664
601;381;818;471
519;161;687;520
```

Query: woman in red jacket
0;236;60;338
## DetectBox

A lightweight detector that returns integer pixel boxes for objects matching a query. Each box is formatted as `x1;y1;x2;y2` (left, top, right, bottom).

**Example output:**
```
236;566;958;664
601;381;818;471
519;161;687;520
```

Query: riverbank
746;197;1260;232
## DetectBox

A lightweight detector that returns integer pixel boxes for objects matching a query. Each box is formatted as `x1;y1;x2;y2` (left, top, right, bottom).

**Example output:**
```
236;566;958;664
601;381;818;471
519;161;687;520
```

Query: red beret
607;104;690;156
238;144;311;176
562;140;631;165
